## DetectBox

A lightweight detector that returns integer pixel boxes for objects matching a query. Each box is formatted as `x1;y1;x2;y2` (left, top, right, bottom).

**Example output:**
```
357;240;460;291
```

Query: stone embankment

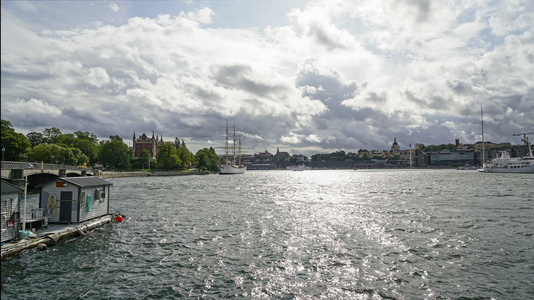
100;171;211;178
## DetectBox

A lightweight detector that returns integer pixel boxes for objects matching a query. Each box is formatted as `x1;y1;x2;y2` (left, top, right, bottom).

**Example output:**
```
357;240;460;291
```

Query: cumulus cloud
1;0;533;155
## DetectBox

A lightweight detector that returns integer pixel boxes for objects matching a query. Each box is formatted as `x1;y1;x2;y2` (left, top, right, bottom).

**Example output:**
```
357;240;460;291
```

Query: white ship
286;164;311;171
484;132;534;173
219;121;246;175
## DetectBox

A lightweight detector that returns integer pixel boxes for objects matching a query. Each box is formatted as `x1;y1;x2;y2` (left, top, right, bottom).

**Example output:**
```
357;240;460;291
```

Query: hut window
95;188;105;203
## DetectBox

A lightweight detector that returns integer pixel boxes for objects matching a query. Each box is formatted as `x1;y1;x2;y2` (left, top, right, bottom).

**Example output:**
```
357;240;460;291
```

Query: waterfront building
38;177;113;225
358;149;370;158
425;149;475;166
133;131;162;159
275;147;290;157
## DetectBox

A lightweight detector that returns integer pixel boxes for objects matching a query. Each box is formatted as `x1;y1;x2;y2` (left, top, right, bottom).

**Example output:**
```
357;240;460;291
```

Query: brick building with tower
132;131;162;159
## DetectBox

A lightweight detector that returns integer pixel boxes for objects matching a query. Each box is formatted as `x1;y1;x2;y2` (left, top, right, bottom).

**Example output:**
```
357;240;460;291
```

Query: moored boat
484;133;534;173
219;121;246;175
286;164;311;171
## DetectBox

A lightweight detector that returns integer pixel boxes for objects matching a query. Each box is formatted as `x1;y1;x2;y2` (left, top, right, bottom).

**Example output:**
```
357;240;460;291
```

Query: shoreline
99;171;212;178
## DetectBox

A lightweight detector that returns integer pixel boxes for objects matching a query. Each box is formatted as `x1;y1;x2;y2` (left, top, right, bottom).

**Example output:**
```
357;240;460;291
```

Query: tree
173;137;181;150
28;143;61;163
1;130;31;161
26;132;44;147
176;143;192;170
194;147;219;171
73;139;99;166
1;120;31;161
57;133;77;148
74;131;98;143
156;142;180;170
99;136;131;170
43;127;62;144
1;119;14;135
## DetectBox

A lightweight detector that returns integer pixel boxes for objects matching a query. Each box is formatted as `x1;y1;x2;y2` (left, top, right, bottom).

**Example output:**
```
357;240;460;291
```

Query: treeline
1;120;219;172
311;150;360;162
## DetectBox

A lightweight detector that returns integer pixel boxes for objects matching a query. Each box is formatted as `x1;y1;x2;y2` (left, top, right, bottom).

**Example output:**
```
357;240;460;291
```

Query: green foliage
311;150;347;162
74;131;98;143
1;120;15;134
420;143;456;152
28;143;61;163
1;129;31;161
43;127;62;144
57;133;77;148
194;147;219;171
73;139;99;166
99;136;131;170
139;149;151;159
26;132;44;147
176;143;192;170
156;142;180;170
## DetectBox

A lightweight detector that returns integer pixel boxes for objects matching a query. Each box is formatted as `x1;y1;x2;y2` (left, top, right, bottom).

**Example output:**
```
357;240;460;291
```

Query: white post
22;163;34;232
410;144;412;168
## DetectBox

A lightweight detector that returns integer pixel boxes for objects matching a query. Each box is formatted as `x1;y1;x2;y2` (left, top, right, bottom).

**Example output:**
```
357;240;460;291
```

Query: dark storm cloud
307;22;347;51
408;0;431;23
210;64;288;97
447;80;475;95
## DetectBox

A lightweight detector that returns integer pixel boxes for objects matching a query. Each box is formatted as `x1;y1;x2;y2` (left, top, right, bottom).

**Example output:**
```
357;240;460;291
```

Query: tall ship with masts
219;121;246;175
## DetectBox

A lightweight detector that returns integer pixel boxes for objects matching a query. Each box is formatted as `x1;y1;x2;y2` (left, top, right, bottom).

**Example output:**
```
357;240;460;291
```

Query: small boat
457;164;477;170
484;133;534;173
219;121;246;175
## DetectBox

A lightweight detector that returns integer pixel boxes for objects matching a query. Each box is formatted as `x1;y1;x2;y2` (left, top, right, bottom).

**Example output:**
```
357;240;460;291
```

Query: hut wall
40;183;79;223
1;194;20;242
78;185;110;222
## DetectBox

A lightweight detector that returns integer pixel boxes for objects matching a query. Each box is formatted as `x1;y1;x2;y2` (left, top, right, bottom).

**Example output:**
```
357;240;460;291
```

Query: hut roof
1;179;24;195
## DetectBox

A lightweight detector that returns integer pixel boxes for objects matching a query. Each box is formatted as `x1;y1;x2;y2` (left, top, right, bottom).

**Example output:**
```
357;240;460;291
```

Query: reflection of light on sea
245;170;412;297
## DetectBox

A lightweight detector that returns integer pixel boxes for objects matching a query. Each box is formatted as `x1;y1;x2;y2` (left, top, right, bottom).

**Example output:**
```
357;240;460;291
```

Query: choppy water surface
2;169;533;299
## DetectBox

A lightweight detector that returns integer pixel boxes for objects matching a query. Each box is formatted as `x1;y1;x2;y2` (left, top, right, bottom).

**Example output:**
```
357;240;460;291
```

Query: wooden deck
1;214;115;259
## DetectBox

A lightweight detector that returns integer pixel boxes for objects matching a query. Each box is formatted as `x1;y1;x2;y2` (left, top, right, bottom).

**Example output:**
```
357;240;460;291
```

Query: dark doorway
60;191;73;223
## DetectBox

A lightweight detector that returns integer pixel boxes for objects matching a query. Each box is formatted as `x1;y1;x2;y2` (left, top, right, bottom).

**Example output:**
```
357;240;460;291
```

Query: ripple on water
2;170;533;299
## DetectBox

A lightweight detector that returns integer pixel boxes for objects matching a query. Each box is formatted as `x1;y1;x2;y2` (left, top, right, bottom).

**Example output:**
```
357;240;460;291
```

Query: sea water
2;169;533;299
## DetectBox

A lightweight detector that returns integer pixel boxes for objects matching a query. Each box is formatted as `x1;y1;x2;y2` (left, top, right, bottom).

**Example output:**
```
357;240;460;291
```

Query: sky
1;0;533;156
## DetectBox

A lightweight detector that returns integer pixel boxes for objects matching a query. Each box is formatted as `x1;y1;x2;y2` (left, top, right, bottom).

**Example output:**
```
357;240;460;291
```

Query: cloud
14;1;37;13
86;67;111;88
1;0;533;155
109;3;119;13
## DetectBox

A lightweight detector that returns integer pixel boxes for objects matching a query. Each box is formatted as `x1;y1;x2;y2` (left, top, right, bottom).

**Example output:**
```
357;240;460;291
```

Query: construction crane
513;132;534;143
513;132;534;158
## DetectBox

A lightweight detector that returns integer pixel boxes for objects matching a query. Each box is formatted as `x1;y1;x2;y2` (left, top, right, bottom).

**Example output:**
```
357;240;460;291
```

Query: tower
391;137;400;156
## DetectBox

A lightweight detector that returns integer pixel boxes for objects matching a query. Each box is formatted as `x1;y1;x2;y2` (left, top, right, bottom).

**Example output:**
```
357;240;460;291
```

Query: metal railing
1;161;89;171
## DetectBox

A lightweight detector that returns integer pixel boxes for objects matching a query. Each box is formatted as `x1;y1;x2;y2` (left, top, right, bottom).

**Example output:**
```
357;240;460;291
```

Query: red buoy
116;215;123;222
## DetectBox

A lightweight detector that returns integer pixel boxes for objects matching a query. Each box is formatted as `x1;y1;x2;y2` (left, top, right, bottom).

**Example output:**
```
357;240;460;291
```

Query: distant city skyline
1;1;533;157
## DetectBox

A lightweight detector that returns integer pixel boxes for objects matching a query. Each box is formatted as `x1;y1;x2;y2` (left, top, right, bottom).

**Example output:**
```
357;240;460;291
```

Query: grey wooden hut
38;177;113;224
1;180;24;242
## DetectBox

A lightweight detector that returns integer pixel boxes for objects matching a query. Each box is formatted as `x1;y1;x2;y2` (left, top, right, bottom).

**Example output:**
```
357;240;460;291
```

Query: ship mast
223;120;230;165
232;123;237;165
481;106;486;166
